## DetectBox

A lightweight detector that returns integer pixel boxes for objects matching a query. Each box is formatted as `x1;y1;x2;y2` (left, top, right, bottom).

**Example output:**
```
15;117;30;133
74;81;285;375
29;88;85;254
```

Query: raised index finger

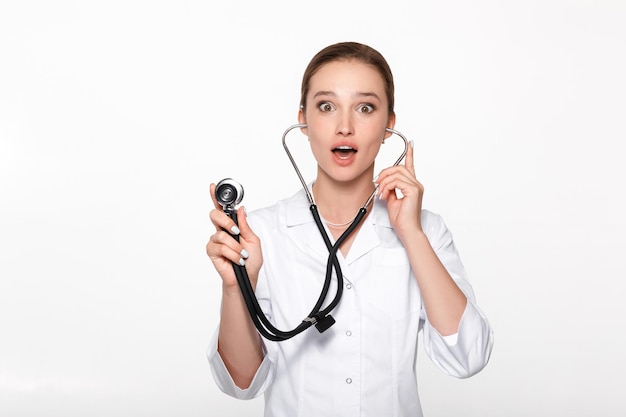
404;140;415;176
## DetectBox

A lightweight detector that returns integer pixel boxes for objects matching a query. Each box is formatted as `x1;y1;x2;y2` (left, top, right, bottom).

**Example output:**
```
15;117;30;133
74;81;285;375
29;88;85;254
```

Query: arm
206;183;264;389
419;214;493;377
217;284;264;388
377;145;493;377
401;229;467;336
376;142;466;336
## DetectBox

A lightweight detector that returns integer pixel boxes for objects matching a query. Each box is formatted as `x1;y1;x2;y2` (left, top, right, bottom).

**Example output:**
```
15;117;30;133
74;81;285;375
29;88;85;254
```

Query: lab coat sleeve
420;212;494;378
207;263;278;399
207;326;277;399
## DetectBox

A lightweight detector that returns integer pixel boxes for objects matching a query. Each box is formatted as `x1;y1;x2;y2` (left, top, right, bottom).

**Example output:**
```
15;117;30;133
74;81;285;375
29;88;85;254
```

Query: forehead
308;59;387;96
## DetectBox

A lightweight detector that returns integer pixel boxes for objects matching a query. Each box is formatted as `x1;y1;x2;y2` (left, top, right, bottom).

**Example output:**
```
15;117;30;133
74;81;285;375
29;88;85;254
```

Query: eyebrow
312;90;382;101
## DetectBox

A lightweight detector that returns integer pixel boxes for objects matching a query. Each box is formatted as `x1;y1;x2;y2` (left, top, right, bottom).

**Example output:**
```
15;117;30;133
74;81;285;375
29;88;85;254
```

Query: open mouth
332;145;357;159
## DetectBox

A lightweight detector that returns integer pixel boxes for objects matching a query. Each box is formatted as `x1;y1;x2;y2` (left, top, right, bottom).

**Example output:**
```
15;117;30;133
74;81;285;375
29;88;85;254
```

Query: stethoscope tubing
281;123;409;207
230;124;409;341
228;206;365;341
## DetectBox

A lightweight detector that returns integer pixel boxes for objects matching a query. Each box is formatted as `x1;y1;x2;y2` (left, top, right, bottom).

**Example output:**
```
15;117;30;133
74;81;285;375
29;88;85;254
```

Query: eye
318;102;335;112
357;104;375;113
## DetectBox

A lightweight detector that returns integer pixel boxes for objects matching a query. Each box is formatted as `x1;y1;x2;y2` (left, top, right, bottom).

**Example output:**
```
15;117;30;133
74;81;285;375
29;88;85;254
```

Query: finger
377;162;414;183
376;167;413;190
209;208;241;235
234;206;260;245
207;232;247;266
405;140;415;176
234;206;250;236
209;183;241;234
375;169;396;199
377;171;421;201
377;175;400;201
209;183;223;211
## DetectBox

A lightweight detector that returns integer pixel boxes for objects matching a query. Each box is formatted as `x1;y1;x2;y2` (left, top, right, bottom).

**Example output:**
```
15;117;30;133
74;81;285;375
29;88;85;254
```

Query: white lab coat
208;187;493;417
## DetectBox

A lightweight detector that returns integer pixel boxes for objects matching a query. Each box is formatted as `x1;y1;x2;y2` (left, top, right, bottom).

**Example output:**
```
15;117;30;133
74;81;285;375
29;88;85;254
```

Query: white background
1;1;625;416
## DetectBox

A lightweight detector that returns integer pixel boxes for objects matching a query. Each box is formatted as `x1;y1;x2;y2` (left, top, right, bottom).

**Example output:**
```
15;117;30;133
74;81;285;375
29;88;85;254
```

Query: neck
312;171;375;226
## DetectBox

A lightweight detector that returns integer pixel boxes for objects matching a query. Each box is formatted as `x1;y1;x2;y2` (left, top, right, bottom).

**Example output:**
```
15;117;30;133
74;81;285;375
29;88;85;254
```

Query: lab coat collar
285;185;316;227
284;185;392;266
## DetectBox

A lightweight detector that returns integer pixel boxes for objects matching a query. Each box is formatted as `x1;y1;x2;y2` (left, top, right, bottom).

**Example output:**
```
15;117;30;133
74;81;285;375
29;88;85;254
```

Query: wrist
222;283;243;297
396;224;426;244
399;228;429;251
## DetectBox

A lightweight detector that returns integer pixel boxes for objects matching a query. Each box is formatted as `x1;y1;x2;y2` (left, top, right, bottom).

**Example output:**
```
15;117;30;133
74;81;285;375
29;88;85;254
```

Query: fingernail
410;140;414;148
241;249;249;259
231;225;240;235
373;174;379;183
238;258;246;266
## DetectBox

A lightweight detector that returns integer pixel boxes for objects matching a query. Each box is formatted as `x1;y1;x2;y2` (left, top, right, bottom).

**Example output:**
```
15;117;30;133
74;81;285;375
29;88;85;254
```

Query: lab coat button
346;283;352;289
346;330;352;336
346;378;352;384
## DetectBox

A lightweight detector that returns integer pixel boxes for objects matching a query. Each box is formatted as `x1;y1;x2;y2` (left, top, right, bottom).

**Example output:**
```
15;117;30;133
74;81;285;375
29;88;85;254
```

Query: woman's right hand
206;183;263;290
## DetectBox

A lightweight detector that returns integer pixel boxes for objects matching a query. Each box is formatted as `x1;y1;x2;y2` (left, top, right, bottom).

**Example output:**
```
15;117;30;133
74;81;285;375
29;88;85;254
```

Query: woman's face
299;59;395;184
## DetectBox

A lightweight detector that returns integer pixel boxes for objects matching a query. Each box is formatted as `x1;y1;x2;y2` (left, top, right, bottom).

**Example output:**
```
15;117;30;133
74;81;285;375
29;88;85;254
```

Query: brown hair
299;42;395;115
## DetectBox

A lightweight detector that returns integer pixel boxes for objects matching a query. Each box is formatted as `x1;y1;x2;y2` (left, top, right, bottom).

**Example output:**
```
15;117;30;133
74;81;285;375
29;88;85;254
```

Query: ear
383;112;396;139
298;107;308;135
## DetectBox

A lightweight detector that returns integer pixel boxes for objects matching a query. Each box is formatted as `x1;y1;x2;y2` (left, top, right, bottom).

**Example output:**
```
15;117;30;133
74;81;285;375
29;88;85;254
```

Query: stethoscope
219;123;408;341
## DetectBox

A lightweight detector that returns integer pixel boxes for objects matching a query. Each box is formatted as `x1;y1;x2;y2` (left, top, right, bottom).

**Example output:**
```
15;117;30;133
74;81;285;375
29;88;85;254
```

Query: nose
335;110;354;136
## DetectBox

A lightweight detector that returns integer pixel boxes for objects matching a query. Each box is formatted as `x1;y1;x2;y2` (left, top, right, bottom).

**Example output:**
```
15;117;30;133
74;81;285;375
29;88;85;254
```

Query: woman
206;41;493;417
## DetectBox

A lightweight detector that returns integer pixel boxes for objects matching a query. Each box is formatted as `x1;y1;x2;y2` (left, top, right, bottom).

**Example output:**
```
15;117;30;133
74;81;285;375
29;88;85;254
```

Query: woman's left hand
375;141;424;240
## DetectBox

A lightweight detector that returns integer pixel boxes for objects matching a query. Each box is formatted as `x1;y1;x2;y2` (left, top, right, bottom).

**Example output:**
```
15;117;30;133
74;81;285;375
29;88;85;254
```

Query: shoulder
421;209;455;250
245;200;283;230
421;209;445;231
246;188;309;230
